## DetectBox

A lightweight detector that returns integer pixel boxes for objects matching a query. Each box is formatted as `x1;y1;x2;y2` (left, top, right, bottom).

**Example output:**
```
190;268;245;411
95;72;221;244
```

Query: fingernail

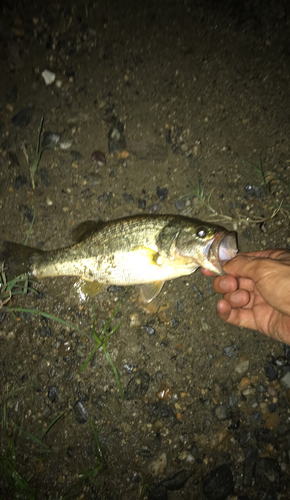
230;291;240;304
219;277;229;291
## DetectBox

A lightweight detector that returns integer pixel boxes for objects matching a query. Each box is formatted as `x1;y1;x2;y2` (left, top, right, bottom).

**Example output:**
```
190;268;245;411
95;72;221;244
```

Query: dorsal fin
71;220;103;243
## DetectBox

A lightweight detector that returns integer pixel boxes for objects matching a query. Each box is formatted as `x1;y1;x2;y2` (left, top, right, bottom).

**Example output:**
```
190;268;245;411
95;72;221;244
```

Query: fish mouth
207;231;238;274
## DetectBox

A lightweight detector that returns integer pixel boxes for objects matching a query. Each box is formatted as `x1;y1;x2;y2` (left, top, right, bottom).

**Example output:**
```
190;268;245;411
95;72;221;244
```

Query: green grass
1;385;36;499
79;300;124;397
0;262;37;310
29;117;44;190
177;159;289;226
240;155;290;212
0;265;124;396
1;385;105;499
64;417;106;499
0;218;123;495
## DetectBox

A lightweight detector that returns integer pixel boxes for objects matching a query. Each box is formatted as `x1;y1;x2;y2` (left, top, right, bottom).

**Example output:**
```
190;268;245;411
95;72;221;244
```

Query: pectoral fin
140;281;165;303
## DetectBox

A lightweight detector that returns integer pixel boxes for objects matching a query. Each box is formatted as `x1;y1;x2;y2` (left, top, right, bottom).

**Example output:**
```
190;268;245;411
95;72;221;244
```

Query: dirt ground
1;0;290;499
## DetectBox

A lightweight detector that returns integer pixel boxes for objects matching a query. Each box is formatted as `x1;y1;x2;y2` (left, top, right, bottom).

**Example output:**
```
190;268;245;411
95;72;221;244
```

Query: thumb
222;253;265;280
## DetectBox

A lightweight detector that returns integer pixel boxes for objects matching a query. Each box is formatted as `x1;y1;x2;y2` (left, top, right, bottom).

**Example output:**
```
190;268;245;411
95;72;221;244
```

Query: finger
222;254;265;280
201;268;216;277
226;289;251;308
236;249;290;262
216;299;232;321
217;300;258;331
212;275;238;294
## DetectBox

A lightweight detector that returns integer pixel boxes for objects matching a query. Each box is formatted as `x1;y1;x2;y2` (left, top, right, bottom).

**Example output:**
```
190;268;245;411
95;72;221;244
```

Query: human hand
202;249;290;344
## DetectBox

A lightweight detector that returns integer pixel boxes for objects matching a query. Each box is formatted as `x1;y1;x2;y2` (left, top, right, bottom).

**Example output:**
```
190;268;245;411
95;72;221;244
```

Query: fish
0;214;238;303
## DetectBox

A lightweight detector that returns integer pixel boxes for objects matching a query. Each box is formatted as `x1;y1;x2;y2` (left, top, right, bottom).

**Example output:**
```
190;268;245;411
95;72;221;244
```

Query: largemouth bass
0;214;238;302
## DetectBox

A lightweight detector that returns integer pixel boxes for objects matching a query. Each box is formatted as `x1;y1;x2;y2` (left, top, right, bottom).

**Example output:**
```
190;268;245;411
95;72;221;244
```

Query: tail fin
0;241;43;278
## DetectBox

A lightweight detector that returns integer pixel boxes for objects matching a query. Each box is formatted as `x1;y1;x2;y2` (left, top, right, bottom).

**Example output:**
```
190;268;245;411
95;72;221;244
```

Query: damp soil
1;1;290;499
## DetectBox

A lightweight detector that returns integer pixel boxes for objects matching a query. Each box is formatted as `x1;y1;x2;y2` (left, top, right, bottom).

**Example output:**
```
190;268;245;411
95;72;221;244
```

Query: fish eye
197;227;208;238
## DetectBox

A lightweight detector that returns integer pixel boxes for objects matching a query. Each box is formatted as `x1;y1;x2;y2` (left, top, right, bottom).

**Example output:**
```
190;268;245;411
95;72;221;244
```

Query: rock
70;150;83;162
91;150;106;167
235;355;250;375
283;343;290;359
223;344;238;358
264;361;277;381
11;105;34;126
148;452;167;477
254;457;280;490
14;175;27;189
48;385;59;403
42;69;56;85
174;198;187;211
147;483;167;500
228;394;239;407
244;184;266;198
156;187;168;201
268;402;277;414
92;393;121;419
129;313;141;328
203;464;234;500
238;376;251;392
41;132;60;149
138;199;146;210
162;469;190;490
147;401;175;420
73;401;88;424
213;404;230;421
19;204;34;222
125;370;150;399
144;325;156;336
123;193;134;203
243;446;258;486
108;121;126;152
251;411;262;422
280;370;290;389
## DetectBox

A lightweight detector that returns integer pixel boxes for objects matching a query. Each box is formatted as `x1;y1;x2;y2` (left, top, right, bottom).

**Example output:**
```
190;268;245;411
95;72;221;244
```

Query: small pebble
156;187;168;201
125;370;150;399
264;362;277;381
14;175;27;189
108;121;126;152
213;404;230;421
11;105;34;126
162;469;189;490
48;385;59;403
73;401;88;424
129;313;140;328
254;457;280;489
238;376;251;391
280;371;290;389
148;452;167;477
144;325;156;336
91;150;106;167
174;198;187;211
41;132;60;149
235;355;250;375
138;199;146;210
203;464;234;500
224;344;237;358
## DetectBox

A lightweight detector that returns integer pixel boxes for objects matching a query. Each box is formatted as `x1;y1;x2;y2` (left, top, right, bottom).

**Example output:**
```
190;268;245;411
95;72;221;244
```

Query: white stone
148;452;167;477
42;69;56;85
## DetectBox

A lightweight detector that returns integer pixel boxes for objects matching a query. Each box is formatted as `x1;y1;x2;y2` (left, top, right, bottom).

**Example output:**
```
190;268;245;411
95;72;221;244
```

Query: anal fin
140;281;165;303
75;279;107;299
